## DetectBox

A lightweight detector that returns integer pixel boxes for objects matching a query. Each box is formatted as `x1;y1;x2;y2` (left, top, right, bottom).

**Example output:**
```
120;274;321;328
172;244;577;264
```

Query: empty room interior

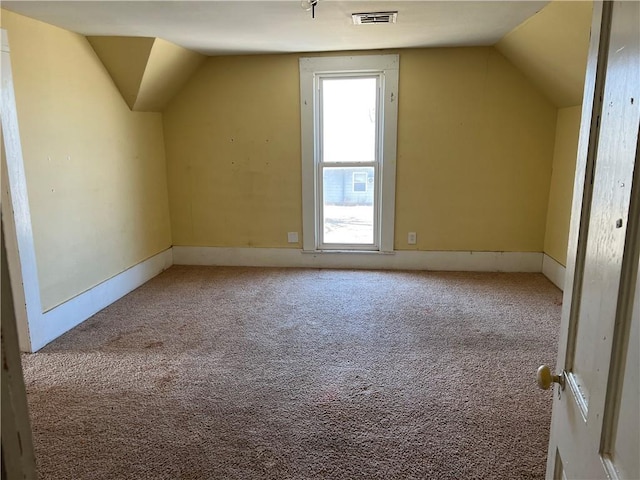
2;0;624;478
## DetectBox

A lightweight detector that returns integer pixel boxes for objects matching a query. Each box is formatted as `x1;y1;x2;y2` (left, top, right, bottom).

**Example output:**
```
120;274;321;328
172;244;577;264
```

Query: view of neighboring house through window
300;55;399;252
352;172;368;192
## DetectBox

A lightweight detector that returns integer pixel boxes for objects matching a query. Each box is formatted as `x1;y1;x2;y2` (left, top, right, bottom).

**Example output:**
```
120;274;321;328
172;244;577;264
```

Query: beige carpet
22;266;562;479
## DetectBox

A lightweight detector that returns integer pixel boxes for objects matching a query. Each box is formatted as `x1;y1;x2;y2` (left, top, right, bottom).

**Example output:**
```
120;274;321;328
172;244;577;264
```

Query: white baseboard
22;247;558;351
542;254;566;291
173;246;543;272
27;248;173;352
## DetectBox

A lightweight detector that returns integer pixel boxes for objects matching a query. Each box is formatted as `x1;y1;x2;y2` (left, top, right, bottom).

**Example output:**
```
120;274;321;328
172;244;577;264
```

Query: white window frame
299;54;399;252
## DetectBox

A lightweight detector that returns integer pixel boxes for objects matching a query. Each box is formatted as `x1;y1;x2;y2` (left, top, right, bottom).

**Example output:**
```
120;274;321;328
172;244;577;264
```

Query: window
353;172;368;192
300;55;399;252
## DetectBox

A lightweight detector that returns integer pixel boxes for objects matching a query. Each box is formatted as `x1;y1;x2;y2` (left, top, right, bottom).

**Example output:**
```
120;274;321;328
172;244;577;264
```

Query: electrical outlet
287;232;299;243
407;232;417;245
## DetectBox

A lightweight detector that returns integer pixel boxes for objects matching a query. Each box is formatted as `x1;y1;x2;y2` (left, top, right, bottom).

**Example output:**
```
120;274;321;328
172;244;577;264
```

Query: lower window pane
322;167;374;245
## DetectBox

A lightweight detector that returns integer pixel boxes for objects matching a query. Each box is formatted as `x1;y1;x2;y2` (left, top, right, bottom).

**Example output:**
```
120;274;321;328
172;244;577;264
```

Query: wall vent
351;11;398;25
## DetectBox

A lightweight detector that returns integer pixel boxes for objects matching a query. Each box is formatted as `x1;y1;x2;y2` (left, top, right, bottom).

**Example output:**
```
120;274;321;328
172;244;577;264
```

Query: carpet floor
22;266;562;479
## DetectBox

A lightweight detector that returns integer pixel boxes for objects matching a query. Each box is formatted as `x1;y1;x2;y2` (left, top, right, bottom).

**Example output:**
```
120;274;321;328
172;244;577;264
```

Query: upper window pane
321;77;377;163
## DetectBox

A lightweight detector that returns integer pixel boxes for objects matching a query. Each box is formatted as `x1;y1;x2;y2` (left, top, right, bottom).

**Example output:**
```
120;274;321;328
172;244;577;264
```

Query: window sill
302;249;395;255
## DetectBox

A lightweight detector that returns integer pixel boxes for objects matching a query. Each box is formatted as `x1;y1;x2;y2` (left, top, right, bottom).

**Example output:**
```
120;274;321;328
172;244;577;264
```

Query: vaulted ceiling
496;1;593;107
1;1;592;110
2;1;549;55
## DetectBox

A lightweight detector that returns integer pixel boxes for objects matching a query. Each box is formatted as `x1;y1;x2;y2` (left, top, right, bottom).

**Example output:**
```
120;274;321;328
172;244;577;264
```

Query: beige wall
163;54;302;247
544;106;582;266
164;47;557;252
396;48;556;251
1;10;172;311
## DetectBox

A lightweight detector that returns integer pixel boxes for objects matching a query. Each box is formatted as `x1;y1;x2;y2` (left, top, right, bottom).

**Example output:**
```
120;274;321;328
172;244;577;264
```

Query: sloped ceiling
133;38;205;112
87;36;155;110
6;1;592;111
495;1;593;108
88;36;205;112
3;2;548;55
86;1;593;112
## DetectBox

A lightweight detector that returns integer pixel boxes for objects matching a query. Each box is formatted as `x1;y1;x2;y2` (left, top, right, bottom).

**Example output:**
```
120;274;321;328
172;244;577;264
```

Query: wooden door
543;1;639;478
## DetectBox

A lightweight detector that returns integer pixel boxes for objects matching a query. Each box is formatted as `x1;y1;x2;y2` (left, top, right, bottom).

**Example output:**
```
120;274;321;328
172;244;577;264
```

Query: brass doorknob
537;365;565;390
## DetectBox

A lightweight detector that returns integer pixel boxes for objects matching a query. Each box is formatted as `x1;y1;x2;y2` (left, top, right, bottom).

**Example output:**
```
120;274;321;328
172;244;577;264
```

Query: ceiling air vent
352;11;398;25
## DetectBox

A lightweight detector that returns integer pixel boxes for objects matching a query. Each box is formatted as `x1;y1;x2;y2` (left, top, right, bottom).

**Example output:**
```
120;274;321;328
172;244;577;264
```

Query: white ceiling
2;1;549;56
